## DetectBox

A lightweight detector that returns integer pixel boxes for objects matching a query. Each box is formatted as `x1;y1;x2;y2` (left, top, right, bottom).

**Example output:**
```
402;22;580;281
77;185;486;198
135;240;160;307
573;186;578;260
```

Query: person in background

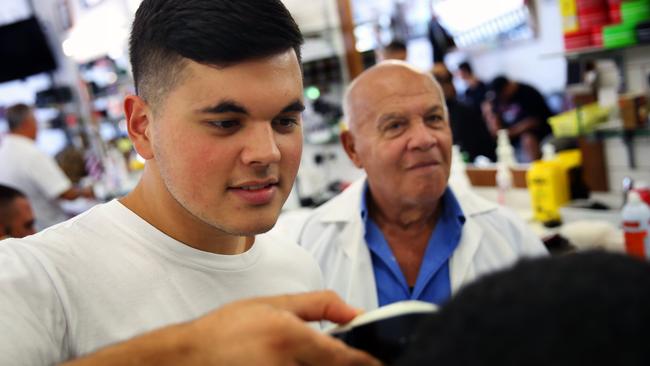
376;40;408;62
427;7;455;65
0;0;379;365
0;184;36;240
432;64;496;162
457;60;488;112
398;251;650;366
482;75;553;162
286;61;546;311
0;104;94;230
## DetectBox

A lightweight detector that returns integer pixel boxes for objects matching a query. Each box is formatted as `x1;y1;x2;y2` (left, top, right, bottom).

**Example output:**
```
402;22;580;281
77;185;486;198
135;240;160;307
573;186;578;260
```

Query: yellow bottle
527;144;570;224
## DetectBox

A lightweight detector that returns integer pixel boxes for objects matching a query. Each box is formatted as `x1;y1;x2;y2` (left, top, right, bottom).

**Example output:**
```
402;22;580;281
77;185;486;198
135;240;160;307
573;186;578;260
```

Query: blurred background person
0;103;94;230
375;40;408;62
0;184;36;240
482;76;553;162
457;61;488;113
427;5;455;65
432;64;496;162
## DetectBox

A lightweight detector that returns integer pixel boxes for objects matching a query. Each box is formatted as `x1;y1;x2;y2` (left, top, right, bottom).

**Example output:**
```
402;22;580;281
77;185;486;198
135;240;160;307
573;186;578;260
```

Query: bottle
496;129;516;167
526;144;570;224
496;162;512;206
495;129;515;206
621;191;650;259
449;145;472;192
634;181;650;206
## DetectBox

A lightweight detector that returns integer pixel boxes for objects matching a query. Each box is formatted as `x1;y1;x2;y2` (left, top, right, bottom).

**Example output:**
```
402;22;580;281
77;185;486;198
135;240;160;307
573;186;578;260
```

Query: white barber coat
293;178;548;310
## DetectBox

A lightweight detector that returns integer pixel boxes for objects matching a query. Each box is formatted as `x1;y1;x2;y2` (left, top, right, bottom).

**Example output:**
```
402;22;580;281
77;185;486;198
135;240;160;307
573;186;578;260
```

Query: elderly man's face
343;64;452;207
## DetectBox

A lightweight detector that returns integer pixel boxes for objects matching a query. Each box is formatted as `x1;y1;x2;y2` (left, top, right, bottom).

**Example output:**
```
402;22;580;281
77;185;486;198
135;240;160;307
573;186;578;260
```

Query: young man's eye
272;117;299;132
208;120;241;130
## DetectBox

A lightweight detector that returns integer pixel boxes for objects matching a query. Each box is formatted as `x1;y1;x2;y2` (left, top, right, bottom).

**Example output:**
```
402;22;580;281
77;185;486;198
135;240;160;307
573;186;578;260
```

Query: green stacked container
622;0;650;24
603;0;650;48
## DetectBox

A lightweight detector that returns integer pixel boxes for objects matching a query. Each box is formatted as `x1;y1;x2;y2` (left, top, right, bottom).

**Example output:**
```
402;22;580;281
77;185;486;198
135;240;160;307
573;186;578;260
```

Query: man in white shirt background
0;103;93;230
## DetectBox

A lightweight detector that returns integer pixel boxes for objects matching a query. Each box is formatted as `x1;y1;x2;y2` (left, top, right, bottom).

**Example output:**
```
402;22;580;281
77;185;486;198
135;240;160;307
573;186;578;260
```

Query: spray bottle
622;191;650;259
526;144;570;224
449;145;472;192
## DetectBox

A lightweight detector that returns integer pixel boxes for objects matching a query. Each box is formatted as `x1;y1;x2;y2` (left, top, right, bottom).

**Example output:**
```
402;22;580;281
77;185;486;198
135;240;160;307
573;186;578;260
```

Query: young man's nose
241;124;281;165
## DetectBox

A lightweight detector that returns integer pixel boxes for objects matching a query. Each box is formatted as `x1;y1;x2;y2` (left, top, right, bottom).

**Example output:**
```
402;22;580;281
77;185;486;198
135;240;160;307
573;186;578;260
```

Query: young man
0;184;35;239
0;1;378;365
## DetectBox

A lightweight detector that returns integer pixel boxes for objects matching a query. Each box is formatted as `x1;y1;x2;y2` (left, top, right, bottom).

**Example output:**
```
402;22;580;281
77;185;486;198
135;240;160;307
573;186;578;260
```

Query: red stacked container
608;0;622;23
574;0;615;47
577;0;610;29
564;29;594;49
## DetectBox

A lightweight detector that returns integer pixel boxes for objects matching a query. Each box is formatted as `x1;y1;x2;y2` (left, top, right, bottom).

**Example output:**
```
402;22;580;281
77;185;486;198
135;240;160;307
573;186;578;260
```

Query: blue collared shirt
361;183;465;306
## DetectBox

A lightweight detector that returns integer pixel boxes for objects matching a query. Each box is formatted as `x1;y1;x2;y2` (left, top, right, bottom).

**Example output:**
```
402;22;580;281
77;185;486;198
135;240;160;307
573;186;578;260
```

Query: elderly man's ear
340;130;364;169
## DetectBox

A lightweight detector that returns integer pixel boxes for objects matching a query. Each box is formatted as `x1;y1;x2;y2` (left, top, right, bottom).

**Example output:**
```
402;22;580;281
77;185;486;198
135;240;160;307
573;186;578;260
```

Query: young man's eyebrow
281;100;306;114
198;100;249;115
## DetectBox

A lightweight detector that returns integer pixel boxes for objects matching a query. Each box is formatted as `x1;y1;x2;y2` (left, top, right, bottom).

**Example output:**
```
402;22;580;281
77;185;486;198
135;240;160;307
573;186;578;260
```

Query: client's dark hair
398;251;650;366
129;0;303;109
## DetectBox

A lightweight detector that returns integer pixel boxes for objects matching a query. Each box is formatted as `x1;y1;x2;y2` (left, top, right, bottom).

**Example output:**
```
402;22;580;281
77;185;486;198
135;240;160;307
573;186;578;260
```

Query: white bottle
449;145;472;192
496;162;513;206
621;191;650;259
496;129;516;167
495;129;515;205
541;143;556;161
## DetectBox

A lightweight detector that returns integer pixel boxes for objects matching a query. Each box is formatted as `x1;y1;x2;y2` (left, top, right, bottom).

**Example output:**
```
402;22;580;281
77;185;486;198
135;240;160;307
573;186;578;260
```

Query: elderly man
294;61;547;310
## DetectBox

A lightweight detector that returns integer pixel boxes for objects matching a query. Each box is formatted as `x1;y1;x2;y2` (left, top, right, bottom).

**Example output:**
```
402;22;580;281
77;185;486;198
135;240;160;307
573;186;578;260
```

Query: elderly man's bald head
343;61;447;132
338;60;453;211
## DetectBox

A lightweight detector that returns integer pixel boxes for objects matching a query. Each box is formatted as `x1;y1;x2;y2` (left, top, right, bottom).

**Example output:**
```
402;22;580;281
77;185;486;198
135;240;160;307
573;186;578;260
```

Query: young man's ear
124;95;154;160
340;130;363;169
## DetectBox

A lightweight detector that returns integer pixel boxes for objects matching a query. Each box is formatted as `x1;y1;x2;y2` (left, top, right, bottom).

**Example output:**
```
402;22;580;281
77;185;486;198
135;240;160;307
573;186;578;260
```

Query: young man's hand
63;291;381;366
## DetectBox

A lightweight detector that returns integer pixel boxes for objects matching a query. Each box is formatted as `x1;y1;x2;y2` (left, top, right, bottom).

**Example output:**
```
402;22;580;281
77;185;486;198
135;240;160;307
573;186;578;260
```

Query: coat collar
317;177;499;292
318;177;498;223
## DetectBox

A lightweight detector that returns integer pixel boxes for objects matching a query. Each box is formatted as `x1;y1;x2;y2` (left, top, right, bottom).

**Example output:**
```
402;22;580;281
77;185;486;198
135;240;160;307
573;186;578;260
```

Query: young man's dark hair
398;251;650;366
129;0;304;109
5;103;32;131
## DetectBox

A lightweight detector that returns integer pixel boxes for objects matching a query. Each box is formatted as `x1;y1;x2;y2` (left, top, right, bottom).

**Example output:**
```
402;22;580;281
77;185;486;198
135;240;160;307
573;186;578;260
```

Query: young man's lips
229;182;278;205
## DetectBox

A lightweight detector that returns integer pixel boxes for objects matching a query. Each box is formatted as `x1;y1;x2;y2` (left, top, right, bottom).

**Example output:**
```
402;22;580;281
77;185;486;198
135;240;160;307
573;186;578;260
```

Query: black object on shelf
637;20;650;44
36;86;73;107
0;17;57;83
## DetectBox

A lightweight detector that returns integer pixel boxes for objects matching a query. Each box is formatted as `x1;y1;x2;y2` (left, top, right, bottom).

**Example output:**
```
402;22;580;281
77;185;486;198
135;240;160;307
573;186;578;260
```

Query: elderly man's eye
387;121;405;130
426;114;444;122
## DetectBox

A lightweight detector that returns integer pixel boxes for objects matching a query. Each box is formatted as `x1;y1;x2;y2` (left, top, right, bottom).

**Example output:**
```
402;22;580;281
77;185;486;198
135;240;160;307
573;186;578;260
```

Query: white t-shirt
0;134;72;230
0;200;323;365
